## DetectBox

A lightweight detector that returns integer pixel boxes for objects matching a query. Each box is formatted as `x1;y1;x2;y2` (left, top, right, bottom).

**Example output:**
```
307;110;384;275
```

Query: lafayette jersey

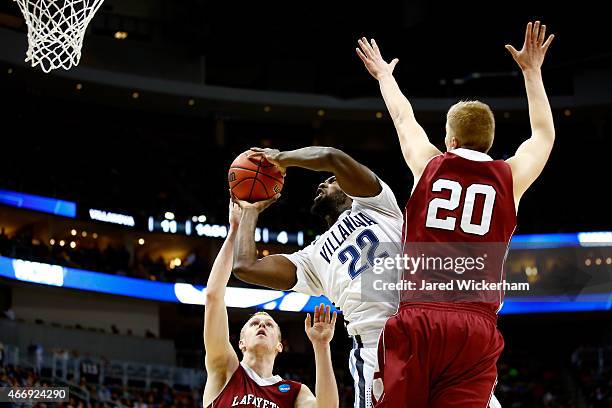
207;362;301;408
282;179;403;336
402;148;517;314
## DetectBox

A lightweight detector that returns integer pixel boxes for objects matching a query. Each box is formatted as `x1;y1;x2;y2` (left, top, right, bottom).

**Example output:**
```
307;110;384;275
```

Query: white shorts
348;335;377;408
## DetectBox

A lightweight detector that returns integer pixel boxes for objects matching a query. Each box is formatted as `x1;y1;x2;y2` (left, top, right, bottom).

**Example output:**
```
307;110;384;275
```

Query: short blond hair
240;311;282;342
446;100;495;153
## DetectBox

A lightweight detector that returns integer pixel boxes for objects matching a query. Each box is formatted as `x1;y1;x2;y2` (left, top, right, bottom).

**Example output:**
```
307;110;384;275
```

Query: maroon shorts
373;303;503;408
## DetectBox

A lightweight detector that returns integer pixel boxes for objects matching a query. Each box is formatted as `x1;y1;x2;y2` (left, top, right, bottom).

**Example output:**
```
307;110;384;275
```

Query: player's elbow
320;147;349;169
205;290;223;305
232;262;254;282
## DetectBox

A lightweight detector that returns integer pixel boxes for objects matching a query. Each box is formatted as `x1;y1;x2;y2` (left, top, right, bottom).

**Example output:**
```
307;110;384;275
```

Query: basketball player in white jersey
203;200;339;408
232;146;404;408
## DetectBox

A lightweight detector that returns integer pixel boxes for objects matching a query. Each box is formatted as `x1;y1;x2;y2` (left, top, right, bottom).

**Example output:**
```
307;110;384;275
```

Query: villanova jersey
282;179;403;336
207;362;301;408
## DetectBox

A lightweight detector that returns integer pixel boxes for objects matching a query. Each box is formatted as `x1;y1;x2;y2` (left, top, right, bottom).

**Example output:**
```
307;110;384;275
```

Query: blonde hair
446;100;495;153
240;311;282;342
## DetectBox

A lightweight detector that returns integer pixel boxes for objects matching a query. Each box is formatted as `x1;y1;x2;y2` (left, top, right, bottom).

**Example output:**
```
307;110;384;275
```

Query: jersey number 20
338;229;389;279
426;178;496;236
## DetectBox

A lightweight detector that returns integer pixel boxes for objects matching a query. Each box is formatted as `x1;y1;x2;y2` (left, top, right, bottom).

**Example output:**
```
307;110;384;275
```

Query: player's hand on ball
305;303;337;347
505;21;554;72
249;147;286;176
231;194;279;214
228;200;241;228
356;37;398;81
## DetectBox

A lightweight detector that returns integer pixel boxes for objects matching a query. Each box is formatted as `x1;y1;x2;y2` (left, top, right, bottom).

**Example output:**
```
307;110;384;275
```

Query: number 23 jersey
281;179;403;336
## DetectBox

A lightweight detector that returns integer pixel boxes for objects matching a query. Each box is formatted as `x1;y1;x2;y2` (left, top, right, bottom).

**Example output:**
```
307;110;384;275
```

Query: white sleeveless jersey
281;180;403;336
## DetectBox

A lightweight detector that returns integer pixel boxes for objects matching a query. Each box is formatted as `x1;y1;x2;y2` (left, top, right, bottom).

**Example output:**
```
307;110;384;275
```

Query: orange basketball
228;150;284;202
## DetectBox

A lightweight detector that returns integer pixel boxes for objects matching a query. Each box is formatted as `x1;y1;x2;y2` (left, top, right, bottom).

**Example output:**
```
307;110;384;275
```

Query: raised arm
202;202;241;406
504;21;556;206
251;146;380;197
295;304;339;408
231;197;299;290
356;38;441;179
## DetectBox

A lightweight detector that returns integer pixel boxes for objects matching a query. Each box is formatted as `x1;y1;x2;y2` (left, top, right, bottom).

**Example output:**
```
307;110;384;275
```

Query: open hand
356;37;398;81
305;303;337;347
505;21;554;72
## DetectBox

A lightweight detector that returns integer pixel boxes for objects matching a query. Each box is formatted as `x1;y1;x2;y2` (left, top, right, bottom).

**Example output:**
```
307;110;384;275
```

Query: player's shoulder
350;177;402;218
294;383;315;407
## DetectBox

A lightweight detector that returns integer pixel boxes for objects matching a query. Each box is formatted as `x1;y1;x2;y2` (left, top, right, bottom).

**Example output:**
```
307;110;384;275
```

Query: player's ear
238;338;246;353
451;136;459;150
276;341;283;354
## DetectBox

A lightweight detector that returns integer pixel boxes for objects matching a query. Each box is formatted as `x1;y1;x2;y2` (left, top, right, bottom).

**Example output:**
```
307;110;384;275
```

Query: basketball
228;150;284;202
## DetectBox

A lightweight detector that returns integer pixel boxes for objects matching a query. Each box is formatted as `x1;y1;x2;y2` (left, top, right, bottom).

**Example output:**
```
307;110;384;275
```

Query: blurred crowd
0;228;212;285
5;340;612;407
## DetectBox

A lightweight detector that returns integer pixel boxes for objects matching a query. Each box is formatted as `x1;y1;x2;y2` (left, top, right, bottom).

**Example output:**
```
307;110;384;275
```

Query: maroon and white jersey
207;362;302;408
402;148;517;315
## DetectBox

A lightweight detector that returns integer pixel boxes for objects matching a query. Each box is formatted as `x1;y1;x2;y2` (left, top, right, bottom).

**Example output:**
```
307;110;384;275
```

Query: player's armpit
505;132;554;204
294;385;317;408
232;254;298;290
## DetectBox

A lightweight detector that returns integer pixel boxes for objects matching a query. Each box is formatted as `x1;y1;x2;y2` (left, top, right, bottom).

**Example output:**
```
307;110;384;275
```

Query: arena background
0;0;611;407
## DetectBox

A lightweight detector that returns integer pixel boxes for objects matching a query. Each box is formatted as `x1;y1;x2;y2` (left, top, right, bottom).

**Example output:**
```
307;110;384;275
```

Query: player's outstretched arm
202;201;241;406
296;304;339;408
231;196;299;290
251;146;380;197
356;38;441;179
505;21;556;206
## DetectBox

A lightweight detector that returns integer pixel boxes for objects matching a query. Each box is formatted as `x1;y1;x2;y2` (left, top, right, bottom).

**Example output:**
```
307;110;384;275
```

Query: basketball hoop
13;0;105;73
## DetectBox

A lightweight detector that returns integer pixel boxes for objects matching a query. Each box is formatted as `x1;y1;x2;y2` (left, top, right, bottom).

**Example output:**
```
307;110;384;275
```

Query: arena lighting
2;255;612;314
89;209;135;227
164;212;175;220
0;256;329;311
75;83;82;90
0;189;76;218
198;215;206;223
71;229;77;236
70;241;76;249
277;231;289;244
577;231;612;247
138;238;145;245
114;31;128;40
11;259;64;287
375;112;383;119
317;109;325;117
7;68;13;74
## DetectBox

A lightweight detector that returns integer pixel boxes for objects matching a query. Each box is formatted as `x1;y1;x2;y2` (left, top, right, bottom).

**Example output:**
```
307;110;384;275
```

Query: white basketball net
13;0;104;73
